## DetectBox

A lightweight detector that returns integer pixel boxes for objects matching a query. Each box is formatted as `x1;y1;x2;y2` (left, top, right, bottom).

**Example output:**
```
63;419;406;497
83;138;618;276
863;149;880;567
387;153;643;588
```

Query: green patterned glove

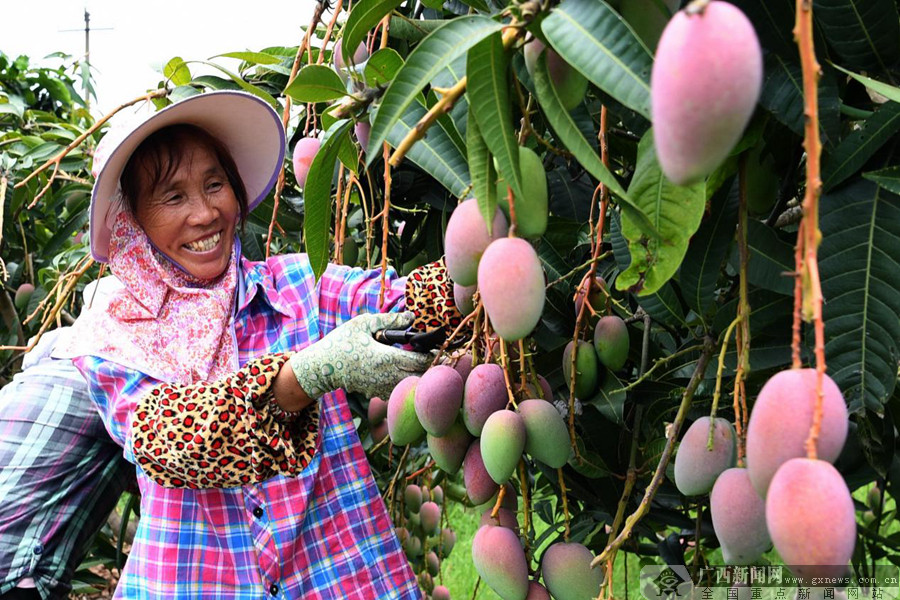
289;311;433;400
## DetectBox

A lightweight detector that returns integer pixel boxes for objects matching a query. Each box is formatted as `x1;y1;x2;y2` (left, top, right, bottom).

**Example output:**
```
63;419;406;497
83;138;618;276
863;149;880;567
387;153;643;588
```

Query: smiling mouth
184;231;222;252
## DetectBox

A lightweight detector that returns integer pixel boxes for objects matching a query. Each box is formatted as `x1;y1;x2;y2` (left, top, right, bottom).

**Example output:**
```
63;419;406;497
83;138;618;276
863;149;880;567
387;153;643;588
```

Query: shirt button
253;506;264;518
269;584;279;595
33;543;43;555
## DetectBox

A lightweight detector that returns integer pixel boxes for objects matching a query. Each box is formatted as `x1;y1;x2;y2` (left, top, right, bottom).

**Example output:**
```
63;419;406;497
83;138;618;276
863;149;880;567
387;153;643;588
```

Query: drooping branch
592;337;716;567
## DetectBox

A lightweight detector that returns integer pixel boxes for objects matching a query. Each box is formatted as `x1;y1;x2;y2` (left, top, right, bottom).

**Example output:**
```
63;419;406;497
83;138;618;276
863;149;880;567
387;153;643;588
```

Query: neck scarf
56;211;239;385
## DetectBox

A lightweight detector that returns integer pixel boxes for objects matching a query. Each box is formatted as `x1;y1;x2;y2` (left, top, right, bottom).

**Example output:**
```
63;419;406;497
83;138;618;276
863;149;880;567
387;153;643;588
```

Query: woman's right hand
289;312;433;400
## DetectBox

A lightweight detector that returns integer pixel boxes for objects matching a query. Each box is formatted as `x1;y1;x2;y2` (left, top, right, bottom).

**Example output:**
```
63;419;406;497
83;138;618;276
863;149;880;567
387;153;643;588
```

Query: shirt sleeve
317;263;406;332
73;354;319;488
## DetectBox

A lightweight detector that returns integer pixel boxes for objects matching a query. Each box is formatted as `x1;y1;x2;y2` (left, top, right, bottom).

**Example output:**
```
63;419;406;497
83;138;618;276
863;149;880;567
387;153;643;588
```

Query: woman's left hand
289;312;433;400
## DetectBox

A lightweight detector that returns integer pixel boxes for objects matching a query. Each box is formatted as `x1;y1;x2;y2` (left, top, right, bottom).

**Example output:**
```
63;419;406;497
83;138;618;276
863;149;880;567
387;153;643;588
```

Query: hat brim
90;91;285;262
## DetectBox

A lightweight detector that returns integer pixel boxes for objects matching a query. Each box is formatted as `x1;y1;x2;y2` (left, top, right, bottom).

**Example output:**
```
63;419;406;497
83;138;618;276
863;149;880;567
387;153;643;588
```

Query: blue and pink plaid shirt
74;254;422;600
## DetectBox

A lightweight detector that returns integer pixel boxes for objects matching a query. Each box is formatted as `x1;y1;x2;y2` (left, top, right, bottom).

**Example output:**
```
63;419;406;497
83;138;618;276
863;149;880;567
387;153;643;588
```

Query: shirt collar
238;257;294;317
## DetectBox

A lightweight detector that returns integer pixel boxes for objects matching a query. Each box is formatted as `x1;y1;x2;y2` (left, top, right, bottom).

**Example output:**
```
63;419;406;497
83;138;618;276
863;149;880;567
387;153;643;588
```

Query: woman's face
134;139;239;281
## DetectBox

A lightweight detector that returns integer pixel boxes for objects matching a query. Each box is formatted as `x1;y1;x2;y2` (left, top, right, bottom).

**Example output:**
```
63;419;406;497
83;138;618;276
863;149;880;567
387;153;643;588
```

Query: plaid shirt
75;255;422;600
0;330;133;600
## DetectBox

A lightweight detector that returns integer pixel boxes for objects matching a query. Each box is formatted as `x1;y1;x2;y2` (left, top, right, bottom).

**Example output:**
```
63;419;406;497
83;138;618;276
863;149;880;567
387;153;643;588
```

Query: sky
2;0;321;116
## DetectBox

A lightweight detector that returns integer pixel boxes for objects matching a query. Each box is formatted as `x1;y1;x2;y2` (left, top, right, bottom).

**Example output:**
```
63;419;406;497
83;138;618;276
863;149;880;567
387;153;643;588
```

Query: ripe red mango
292;137;321;188
478;238;545;341
444;199;508;286
651;1;762;185
710;467;771;565
472;525;529;600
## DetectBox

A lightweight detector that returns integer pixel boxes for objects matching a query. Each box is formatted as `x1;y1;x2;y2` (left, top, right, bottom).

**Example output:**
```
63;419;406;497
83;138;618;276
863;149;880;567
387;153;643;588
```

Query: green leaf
815;0;900;74
617;130;707;296
304;120;353;280
863;166;900;194
679;180;739;323
364;48;404;87
284;65;347;103
820;178;900;412
163;57;192;86
466;32;523;211
342;0;405;65
831;63;900;105
383;101;471;197
192;61;280;108
387;16;446;43
823;102;900;192
542;0;653;119
731;219;794;296
531;50;659;240
366;15;503;163
585;372;626;425
212;51;283;65
759;54;842;148
466;105;497;233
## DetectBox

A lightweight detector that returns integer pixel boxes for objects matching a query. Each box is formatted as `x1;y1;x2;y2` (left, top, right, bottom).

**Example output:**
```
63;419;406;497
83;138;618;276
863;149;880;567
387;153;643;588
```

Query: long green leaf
617;130;707;296
212;51;283;65
466;32;523;211
863;166;900;194
164;57;191;86
731;219;794;296
823;102;900;192
366;16;503;163
364;48;404;87
193;61;279;109
466;105;497;233
542;0;653;119
387;16;446;42
679;180;739;323
284;65;347;103
815;0;900;74
585;372;626;425
304;120;353;280
531;50;659;240
383;101;471;197
759;54;842;148
342;0;405;66
831;63;900;105
820;178;900;412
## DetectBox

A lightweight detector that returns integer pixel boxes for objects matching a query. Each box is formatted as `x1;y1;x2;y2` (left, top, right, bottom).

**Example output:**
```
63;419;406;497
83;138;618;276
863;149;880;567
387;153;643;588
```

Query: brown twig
498;339;519;409
592;337;715;567
792;0;827;459
267;1;329;258
734;155;751;466
16;89;169;207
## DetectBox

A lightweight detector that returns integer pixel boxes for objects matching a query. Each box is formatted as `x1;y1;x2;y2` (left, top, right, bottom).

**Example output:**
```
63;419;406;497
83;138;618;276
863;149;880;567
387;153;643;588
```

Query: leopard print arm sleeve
405;257;473;345
131;354;319;488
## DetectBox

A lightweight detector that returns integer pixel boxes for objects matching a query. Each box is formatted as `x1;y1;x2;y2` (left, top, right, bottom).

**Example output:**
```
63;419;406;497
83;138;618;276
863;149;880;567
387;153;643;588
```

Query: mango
404;535;423;559
766;458;856;581
496;146;549;239
673;416;736;496
333;39;369;83
292;137;321;188
745;369;848;497
524;37;589;111
478;238;545;341
387;376;425;446
420;501;441;536
710;467;771;564
481;410;527;484
463;363;509;436
454;353;474;383
367;396;387;426
453;282;477;315
562;340;601;399
440;528;457;558
432;485;444;505
354;120;370;153
433;585;451;600
651;1;763;185
518;399;571;468
526;581;551;600
445;198;508;286
405;484;423;513
427;419;473;475
426;551;441;576
464;440;500;505
593;315;629;371
472;525;529;600
371;420;388;444
415;365;464;437
541;542;603;600
14;283;34;311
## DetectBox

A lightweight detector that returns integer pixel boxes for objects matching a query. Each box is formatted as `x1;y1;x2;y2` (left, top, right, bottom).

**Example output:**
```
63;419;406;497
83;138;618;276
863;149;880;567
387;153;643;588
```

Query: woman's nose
186;193;218;224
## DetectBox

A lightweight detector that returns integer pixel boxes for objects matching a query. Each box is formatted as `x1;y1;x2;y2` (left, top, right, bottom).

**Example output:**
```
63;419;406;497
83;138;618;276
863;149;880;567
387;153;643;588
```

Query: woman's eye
165;194;183;204
208;181;224;192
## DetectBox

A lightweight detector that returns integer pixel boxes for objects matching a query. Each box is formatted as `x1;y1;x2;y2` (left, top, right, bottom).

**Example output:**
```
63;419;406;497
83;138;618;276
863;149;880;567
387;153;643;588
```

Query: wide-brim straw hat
89;90;285;262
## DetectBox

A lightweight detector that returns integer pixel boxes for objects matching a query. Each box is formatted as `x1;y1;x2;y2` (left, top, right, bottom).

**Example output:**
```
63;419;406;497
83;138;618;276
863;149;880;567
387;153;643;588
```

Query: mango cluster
562;312;630;401
672;369;855;577
394;482;457;598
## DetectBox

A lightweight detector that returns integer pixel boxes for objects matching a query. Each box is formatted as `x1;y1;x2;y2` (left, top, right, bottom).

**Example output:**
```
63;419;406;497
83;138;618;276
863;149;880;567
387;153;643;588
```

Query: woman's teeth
185;232;221;252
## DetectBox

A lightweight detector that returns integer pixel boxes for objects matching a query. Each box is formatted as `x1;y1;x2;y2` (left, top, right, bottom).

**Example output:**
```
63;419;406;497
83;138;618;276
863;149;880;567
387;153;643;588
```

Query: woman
56;91;458;599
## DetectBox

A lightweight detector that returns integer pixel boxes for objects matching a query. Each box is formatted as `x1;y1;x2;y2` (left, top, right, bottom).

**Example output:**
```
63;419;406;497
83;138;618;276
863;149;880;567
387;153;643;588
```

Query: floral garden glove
289;311;433;400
